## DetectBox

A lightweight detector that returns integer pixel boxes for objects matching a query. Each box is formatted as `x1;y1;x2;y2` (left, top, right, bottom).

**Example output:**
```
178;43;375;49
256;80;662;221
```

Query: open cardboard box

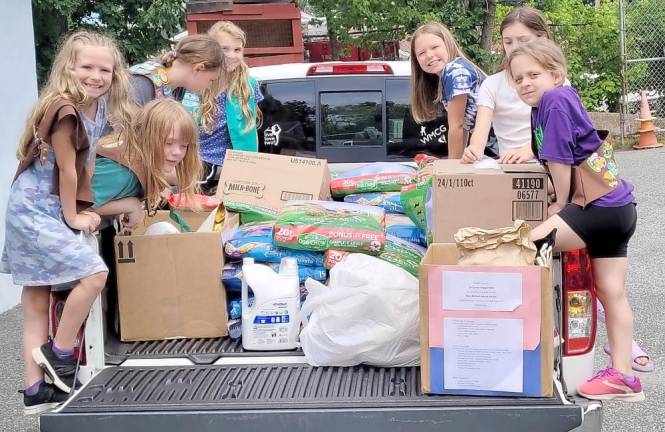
115;208;238;341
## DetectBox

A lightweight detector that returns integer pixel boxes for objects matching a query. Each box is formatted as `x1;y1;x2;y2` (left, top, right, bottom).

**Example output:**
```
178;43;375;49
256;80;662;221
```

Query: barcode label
281;191;313;201
513;201;544;221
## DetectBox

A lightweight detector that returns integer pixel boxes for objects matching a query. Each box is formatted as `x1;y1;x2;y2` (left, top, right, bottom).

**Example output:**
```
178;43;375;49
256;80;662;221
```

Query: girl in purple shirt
507;38;645;402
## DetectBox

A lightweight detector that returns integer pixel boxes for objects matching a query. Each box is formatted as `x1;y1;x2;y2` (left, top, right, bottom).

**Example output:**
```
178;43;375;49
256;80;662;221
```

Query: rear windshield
320;91;383;147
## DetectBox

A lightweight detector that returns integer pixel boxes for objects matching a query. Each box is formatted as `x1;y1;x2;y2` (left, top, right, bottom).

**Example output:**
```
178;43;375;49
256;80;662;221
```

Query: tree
32;0;185;87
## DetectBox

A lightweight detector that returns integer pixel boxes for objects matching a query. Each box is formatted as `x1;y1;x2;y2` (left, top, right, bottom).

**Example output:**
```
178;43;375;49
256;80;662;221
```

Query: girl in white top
463;7;551;164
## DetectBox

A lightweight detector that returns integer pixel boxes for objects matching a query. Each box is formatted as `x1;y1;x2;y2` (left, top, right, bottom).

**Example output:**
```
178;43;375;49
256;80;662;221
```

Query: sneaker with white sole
32;341;82;394
20;382;70;415
577;367;645;402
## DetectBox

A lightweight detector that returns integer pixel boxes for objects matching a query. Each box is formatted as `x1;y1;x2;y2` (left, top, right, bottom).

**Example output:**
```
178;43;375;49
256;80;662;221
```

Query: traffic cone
633;91;663;150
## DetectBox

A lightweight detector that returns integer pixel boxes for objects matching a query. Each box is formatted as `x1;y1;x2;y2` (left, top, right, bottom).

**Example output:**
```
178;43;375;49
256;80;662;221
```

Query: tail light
561;248;597;356
307;63;393;75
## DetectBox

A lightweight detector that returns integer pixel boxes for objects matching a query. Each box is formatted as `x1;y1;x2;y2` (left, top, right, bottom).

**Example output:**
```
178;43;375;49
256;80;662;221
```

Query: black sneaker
32;342;82;393
20;382;70;415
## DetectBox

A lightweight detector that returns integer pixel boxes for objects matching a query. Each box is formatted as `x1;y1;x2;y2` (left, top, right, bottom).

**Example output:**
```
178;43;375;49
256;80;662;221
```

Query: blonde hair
498;7;552;71
157;34;224;133
208;20;262;132
18;31;133;159
409;22;485;123
125;99;202;212
506;38;567;84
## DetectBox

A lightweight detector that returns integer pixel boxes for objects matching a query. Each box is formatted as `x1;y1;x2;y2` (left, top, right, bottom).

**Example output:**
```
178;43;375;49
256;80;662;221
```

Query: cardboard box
419;243;553;397
216;150;331;212
431;160;547;242
115;210;239;341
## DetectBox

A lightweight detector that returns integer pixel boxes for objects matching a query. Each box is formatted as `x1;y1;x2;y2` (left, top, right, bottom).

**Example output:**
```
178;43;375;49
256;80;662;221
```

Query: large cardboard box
216;150;331;211
431;160;547;242
115;210;239;341
419;244;553;397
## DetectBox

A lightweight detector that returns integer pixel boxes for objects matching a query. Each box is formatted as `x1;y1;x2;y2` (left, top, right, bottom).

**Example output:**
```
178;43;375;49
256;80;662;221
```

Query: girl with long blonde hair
1;31;131;414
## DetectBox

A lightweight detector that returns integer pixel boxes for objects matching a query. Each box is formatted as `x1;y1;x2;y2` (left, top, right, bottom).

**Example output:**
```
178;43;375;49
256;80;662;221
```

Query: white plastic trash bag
292;253;420;367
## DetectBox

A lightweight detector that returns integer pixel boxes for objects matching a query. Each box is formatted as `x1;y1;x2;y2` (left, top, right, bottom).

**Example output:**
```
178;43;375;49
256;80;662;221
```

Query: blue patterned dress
0;99;109;286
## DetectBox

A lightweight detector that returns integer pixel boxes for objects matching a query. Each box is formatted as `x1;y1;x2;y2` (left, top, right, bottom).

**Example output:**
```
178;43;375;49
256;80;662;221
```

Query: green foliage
32;0;185;88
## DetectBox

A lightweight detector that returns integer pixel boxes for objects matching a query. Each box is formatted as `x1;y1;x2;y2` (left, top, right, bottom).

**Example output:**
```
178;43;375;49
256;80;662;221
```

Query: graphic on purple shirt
532;86;634;207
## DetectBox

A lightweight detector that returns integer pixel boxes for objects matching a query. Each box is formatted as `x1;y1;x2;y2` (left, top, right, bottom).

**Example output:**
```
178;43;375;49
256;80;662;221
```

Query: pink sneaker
577;367;645;402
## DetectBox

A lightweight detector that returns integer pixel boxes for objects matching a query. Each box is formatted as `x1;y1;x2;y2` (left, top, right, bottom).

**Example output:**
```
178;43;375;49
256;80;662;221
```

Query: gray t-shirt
129;75;156;107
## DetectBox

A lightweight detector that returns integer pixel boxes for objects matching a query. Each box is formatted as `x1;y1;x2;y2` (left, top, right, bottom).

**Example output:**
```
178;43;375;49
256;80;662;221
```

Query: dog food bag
330;163;416;197
273;200;386;253
343;192;404;214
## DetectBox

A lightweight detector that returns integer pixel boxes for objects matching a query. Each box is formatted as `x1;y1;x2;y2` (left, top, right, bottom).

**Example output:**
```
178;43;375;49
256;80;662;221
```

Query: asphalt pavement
0;148;664;432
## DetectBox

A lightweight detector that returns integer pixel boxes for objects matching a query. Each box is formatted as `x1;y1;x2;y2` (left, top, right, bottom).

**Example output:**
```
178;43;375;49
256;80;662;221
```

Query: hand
68;212;100;234
499;146;534;164
160;186;174;200
461;144;484;163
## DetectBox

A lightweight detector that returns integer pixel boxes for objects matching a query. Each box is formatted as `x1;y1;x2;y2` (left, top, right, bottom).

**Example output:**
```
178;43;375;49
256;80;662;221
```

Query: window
320;91;382;147
258;80;316;156
386;79;448;158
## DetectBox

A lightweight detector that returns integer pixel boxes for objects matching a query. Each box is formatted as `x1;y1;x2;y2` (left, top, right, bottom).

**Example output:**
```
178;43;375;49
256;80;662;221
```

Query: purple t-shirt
532;87;634;207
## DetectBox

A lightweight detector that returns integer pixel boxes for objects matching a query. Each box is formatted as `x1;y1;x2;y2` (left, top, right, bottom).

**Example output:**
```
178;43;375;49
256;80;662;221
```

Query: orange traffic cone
633;91;663;150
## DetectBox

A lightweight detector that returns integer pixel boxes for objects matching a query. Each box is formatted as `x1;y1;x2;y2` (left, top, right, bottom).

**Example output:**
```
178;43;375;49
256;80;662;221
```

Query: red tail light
306;63;393;75
562;248;597;356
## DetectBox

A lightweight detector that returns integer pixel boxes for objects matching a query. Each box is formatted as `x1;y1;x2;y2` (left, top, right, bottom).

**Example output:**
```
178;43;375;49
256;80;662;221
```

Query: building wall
0;2;38;313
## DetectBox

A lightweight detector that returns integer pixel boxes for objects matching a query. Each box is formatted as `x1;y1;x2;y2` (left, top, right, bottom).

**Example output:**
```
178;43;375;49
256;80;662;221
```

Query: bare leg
531;214;586;251
22;286;50;387
53;272;107;351
592;258;633;374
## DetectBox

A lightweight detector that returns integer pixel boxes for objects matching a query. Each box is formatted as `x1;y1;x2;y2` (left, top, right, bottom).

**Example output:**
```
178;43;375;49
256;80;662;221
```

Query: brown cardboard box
431;160;547;242
115;210;239;341
419;243;553;397
216;150;331;211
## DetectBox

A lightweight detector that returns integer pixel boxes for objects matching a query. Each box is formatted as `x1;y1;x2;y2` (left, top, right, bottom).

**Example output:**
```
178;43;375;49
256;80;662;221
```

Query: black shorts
558;202;637;258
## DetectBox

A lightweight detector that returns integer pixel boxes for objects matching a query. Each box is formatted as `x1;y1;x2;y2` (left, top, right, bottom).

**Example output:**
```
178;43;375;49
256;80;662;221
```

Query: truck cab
40;61;602;432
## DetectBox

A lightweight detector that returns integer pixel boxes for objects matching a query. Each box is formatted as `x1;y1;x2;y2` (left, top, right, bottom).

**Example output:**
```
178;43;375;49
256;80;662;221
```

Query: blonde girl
464;7;552;164
0;31;132;414
410;22;487;159
507;38;643;402
93;99;202;225
196;20;263;193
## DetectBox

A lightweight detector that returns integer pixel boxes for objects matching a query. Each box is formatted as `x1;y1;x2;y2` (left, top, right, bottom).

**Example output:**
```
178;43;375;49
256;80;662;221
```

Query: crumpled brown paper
453;220;537;266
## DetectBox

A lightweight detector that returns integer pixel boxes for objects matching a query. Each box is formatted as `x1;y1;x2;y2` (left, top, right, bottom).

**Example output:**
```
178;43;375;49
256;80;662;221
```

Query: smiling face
502;22;541;57
509;54;563;107
214;31;244;71
414;33;450;76
72;45;114;100
163;123;189;174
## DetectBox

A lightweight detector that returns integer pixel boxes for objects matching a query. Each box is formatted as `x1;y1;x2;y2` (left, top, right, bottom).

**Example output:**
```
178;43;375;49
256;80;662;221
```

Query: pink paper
428;265;542;350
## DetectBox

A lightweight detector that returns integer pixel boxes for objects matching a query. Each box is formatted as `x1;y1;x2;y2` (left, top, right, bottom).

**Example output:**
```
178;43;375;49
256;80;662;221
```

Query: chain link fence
620;0;665;144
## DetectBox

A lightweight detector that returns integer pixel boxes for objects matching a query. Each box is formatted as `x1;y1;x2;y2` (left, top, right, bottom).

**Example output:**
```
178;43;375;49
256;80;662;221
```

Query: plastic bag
343;192;404;213
330;163;416;197
293;254;420;367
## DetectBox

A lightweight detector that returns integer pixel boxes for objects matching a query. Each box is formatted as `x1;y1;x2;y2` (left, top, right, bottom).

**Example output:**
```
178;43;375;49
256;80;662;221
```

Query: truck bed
40;362;584;432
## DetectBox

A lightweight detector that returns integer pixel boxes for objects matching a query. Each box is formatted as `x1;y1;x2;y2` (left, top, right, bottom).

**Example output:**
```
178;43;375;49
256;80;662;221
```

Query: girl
464;7;551;164
507;38;644;401
0;31;132;414
410;22;487;159
197;20;264;194
92;99;202;224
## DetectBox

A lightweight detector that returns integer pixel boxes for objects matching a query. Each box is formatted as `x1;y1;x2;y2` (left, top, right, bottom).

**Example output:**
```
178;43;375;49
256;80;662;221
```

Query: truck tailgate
41;364;583;432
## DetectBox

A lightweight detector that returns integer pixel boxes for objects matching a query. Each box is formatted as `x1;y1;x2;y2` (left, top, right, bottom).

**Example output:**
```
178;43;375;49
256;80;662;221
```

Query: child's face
163;123;188;175
509;54;562;107
185;66;220;92
73;46;114;100
214;31;244;71
502;22;540;57
414;33;449;76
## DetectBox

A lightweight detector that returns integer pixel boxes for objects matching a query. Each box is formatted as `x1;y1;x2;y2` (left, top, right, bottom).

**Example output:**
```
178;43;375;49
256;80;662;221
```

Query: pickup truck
39;61;603;432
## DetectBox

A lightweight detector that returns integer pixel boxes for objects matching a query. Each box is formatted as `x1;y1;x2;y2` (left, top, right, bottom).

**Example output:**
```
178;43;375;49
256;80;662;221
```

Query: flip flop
603;340;655;373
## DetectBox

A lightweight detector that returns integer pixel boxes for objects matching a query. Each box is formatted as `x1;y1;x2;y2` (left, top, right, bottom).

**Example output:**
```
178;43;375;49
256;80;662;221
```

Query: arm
547;161;572;215
463;106;493;163
498;144;534;164
93;197;142;216
446;94;468;159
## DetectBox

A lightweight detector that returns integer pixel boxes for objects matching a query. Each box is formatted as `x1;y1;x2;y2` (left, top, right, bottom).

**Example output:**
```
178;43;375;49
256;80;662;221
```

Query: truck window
320;91;383;147
258;80;316;157
386;79;448;158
